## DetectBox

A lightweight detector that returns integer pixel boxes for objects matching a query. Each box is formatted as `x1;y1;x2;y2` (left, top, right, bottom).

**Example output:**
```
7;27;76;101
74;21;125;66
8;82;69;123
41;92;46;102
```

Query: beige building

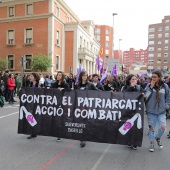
148;15;170;71
0;0;101;75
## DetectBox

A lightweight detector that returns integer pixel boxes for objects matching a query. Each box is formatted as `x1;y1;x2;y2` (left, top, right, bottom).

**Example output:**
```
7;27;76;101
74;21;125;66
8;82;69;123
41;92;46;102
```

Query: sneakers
80;141;86;148
149;143;154;152
27;135;37;139
167;133;170;138
155;137;163;148
127;144;137;150
132;146;138;150
56;138;62;142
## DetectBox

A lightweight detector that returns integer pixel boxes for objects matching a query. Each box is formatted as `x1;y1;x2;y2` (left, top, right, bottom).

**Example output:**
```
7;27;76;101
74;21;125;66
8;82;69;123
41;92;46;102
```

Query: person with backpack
121;74;143;150
145;70;170;152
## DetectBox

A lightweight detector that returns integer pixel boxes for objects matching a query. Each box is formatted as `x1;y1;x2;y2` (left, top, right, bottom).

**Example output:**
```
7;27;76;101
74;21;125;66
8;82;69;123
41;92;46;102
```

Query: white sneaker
155;137;163;148
149;144;154;152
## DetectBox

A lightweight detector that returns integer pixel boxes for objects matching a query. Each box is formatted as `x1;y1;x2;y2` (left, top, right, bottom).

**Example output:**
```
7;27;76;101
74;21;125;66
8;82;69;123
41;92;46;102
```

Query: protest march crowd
1;68;170;152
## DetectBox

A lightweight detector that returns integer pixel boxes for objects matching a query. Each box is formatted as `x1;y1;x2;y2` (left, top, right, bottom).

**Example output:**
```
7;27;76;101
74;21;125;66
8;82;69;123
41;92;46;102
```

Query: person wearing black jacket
27;73;39;139
66;73;75;89
92;74;104;91
51;71;70;142
121;74;143;150
75;71;99;148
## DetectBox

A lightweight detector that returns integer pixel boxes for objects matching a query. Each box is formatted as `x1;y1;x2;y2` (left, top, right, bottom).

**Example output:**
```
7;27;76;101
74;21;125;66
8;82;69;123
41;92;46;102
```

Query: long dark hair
55;71;65;84
125;74;136;86
78;71;88;84
152;70;163;106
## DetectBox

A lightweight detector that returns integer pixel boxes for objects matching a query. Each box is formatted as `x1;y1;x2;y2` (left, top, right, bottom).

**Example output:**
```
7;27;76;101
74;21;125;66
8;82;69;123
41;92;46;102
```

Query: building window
8;6;14;17
165;19;169;23
157;47;161;51
56;7;60;17
157;66;161;69
165;46;168;50
158;26;162;31
95;35;100;41
106;29;110;34
106;42;109;48
157;59;161;63
158;34;162;38
66;16;70;22
56;30;60;45
106;36;109;41
165;40;169;44
95;28;100;34
164;66;168;69
158;40;162;44
105;50;109;54
25;28;33;43
149;34;154;39
8;55;14;69
148;60;154;63
7;30;14;45
25;55;32;69
148;53;154;57
165;26;169;30
164;59;168;63
56;56;59;70
26;4;33;15
165;33;169;37
149;41;154;45
149;28;155;32
148;47;154;51
157;53;161;57
164;53;168;57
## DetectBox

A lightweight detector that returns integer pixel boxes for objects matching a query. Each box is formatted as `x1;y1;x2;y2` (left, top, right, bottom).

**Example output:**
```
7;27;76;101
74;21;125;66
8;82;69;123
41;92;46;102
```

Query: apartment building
123;48;148;70
94;25;113;60
0;0;100;75
148;15;170;71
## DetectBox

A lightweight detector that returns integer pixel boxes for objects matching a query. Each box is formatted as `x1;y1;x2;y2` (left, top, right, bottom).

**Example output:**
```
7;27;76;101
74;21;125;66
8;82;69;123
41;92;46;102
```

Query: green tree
31;53;52;72
0;58;8;71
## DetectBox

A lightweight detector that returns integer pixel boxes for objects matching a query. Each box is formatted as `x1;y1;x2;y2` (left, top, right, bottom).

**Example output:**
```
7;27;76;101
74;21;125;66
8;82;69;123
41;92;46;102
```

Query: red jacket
7;78;15;90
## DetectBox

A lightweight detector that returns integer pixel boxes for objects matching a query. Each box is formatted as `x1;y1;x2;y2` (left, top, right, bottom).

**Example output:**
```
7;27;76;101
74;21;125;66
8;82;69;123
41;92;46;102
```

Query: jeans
147;113;166;142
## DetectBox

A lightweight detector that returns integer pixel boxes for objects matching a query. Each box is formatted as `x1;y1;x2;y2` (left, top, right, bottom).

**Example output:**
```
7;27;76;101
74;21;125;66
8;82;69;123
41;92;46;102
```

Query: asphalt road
1;97;170;170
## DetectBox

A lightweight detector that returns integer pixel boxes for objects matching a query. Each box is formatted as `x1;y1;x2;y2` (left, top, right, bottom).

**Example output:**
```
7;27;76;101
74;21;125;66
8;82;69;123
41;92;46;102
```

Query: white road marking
0;112;19;119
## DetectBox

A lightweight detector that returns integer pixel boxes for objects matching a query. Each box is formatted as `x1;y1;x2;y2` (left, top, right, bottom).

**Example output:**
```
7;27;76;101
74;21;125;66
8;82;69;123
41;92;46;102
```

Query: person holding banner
76;71;99;147
121;74;143;150
51;71;70;142
92;74;104;91
27;73;39;139
145;70;170;152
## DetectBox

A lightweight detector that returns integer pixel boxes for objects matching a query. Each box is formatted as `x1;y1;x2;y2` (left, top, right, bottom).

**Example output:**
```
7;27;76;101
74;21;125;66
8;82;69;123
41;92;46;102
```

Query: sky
64;0;170;51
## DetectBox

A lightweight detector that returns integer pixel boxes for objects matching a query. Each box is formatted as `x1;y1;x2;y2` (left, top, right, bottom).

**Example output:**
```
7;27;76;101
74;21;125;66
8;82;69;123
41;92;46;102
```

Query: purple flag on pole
113;64;117;76
100;60;104;75
111;64;117;77
100;67;108;83
75;65;82;85
96;55;100;72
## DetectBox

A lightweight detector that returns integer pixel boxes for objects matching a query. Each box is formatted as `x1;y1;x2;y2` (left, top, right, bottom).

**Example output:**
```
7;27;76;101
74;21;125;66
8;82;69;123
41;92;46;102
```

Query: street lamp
119;39;122;64
112;13;118;59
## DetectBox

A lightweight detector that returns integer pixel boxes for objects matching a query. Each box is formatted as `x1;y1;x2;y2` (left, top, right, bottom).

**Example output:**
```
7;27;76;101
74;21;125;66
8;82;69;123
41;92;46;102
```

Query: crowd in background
1;69;170;151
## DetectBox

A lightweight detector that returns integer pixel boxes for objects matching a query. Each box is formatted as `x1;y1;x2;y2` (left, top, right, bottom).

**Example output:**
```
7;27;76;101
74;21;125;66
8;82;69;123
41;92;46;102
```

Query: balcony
78;47;94;58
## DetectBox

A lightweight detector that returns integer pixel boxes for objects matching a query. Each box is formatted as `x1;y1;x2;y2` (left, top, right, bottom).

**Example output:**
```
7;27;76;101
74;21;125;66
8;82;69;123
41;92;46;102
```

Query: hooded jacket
145;82;170;114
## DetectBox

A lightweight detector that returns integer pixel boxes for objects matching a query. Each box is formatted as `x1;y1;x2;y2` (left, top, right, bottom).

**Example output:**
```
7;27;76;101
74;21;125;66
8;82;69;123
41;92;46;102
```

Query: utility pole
112;13;118;59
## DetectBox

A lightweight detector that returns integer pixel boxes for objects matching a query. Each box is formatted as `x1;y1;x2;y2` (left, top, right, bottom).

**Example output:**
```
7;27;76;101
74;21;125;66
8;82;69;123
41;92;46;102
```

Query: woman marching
121;74;143;150
27;73;39;139
75;70;99;148
145;70;170;152
51;71;70;141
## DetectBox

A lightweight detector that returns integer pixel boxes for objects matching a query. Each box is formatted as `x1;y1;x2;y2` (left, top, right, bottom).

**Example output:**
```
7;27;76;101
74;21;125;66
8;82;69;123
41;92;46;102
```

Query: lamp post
112;13;118;59
119;38;122;65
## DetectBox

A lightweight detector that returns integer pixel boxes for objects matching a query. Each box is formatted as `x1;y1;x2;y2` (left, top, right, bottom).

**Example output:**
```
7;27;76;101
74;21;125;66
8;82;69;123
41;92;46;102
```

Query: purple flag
100;67;108;83
96;55;100;72
113;64;117;76
100;60;104;75
75;65;82;85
